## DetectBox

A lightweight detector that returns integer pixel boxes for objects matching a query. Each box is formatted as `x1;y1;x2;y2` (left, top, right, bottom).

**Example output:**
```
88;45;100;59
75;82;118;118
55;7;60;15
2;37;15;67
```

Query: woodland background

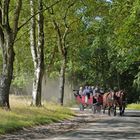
0;0;140;108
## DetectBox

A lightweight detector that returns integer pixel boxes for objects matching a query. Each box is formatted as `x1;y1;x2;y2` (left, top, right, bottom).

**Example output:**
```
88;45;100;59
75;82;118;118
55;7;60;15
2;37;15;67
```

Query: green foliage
1;0;140;103
105;0;140;102
109;0;140;67
12;74;31;88
127;103;140;110
13;30;33;88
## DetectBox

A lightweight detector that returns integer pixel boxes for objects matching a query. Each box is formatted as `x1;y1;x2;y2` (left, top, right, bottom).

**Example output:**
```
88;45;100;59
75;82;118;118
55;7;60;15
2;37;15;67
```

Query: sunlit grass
0;95;74;134
127;103;140;110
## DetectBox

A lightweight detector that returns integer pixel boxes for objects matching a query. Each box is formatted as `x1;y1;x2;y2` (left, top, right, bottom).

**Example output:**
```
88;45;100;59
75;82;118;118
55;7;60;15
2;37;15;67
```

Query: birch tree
30;0;44;106
0;0;22;109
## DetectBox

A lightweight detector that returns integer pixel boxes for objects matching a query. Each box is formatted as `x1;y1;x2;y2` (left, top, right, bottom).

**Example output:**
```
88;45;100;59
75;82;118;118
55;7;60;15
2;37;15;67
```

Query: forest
0;0;140;109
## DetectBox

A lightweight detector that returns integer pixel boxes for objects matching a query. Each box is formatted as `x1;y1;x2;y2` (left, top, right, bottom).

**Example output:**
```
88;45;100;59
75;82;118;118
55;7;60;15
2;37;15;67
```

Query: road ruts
41;110;140;140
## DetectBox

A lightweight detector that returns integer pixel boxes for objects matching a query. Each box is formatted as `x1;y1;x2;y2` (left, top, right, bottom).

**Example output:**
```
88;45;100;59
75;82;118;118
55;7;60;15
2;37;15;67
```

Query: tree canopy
0;0;140;106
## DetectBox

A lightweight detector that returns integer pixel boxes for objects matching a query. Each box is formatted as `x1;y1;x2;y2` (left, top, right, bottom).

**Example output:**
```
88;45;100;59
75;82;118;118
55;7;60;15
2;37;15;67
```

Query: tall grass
0;95;74;134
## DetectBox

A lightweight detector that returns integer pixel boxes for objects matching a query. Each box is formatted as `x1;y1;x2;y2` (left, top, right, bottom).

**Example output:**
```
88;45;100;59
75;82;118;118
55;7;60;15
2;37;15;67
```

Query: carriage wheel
109;106;116;116
79;104;84;111
92;105;96;114
96;105;102;113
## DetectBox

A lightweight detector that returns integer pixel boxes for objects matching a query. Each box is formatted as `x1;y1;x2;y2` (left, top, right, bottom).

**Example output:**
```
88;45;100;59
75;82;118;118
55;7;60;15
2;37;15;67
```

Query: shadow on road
124;111;140;117
58;111;140;140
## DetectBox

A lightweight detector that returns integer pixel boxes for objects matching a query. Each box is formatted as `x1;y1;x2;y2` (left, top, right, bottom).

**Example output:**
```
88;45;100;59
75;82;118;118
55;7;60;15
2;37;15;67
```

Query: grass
0;95;75;135
127;103;140;110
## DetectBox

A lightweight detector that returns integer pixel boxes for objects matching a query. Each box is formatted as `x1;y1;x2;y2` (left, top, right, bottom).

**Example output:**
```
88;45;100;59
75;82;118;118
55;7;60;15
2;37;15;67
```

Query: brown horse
103;90;126;116
114;90;126;116
102;91;116;116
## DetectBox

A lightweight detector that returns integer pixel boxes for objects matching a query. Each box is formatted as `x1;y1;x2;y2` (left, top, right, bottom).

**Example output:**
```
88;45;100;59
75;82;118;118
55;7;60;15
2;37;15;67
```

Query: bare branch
62;27;69;48
0;23;4;46
0;4;4;43
47;45;57;72
2;0;10;28
0;23;3;29
0;12;3;29
29;0;38;68
37;0;44;60
18;0;62;30
52;19;65;55
12;0;22;39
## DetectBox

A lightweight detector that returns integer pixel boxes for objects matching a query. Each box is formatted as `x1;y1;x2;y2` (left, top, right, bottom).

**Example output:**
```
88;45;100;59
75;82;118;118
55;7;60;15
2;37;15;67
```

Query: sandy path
0;110;140;140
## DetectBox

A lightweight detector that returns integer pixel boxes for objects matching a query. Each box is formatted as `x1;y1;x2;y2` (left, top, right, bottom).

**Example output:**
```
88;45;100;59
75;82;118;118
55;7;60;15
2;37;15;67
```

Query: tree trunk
30;0;44;106
0;0;22;109
59;55;66;105
0;30;15;109
52;17;69;106
32;67;43;106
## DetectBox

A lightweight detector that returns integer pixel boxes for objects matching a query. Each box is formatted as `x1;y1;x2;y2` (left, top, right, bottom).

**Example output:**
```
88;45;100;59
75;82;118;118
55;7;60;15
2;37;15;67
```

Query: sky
106;0;112;2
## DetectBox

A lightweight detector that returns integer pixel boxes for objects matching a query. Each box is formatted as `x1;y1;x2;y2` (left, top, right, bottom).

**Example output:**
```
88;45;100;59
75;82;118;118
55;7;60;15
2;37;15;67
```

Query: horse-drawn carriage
73;89;127;116
73;90;103;114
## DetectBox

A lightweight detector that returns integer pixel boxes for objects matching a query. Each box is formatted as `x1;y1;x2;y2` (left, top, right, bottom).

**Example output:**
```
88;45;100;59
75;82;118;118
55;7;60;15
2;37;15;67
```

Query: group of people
78;85;104;97
77;85;104;103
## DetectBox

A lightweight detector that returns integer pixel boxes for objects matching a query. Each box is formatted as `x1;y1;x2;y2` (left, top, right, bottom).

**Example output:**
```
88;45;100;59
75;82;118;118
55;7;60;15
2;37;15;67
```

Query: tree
67;0;111;87
101;0;140;101
47;0;83;105
0;0;22;109
30;0;44;106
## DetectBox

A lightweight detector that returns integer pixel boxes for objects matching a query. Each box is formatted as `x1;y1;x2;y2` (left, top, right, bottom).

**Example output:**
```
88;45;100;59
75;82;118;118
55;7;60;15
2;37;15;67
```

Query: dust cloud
10;76;76;106
41;77;75;105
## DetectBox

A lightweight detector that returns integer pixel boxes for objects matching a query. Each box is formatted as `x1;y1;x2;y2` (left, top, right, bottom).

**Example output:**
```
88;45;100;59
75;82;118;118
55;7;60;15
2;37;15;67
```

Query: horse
114;90;126;116
102;90;126;116
102;91;117;116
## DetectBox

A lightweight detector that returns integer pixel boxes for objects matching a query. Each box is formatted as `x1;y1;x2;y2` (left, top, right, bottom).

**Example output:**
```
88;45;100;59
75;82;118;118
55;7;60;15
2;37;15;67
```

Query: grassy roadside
0;95;74;135
127;103;140;110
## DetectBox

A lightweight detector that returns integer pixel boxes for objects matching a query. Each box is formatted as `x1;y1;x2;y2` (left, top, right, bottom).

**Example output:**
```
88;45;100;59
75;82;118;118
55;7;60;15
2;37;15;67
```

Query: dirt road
43;110;140;140
0;109;140;140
